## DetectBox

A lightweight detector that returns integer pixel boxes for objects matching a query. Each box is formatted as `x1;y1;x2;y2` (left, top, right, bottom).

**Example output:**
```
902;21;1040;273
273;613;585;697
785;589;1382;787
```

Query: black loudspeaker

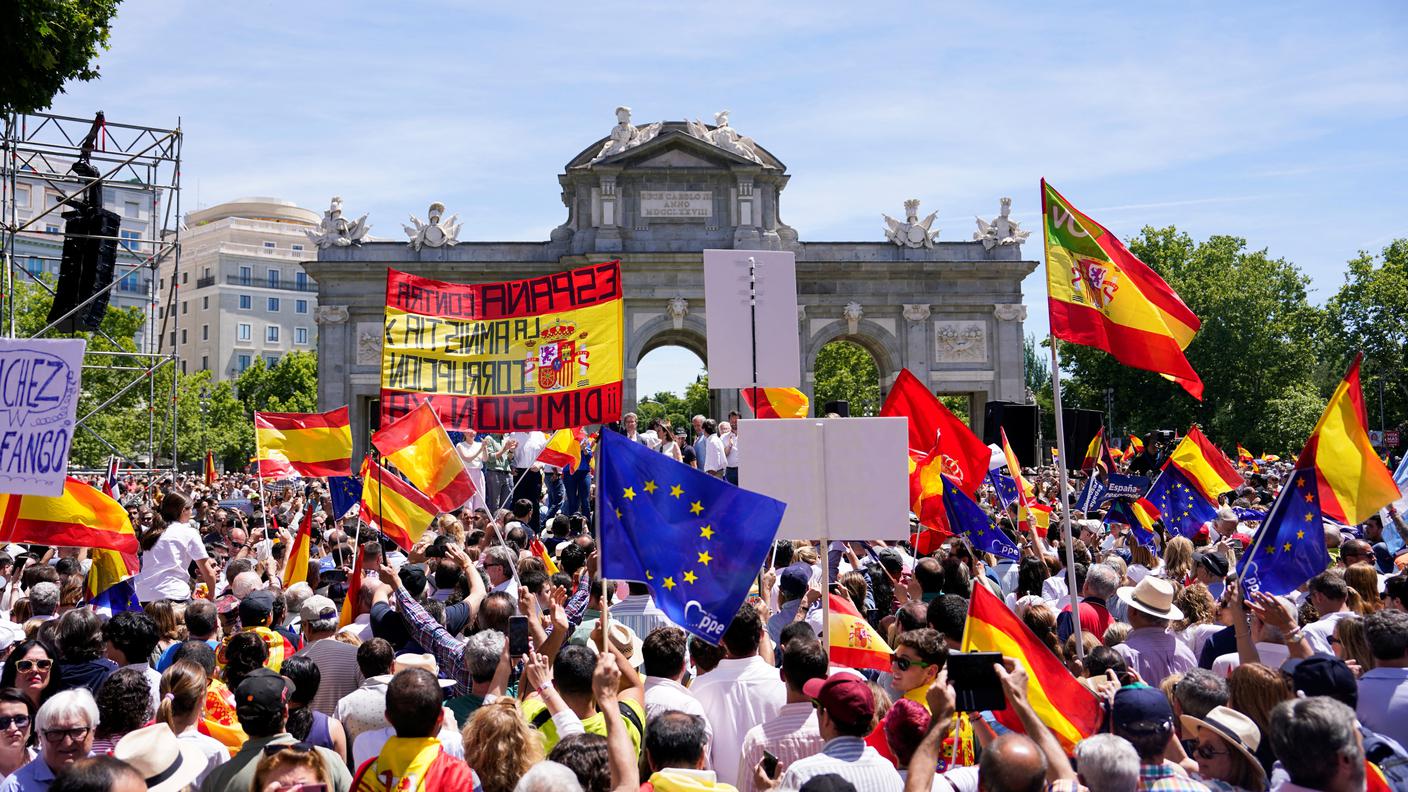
984;401;1039;467
823;400;850;417
48;206;120;332
1061;409;1105;469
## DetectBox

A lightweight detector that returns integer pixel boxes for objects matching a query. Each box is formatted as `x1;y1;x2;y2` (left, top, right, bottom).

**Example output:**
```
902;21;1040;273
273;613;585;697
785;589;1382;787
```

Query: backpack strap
618;701;644;736
529;706;553;730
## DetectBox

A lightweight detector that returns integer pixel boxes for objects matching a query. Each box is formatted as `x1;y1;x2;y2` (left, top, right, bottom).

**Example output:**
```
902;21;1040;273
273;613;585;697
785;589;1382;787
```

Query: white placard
739;417;909;540
640;191;712;218
0;338;86;496
703;249;801;389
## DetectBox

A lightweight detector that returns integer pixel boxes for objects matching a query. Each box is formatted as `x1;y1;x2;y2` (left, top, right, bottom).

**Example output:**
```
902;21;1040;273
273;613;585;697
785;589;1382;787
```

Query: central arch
624;311;709;413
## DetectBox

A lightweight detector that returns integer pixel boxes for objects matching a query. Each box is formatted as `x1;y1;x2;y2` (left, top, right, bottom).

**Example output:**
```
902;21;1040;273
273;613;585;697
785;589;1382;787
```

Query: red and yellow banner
381;263;624;432
204;451;216;485
742;387;810;419
1300;354;1398;525
254;407;353;478
827;593;893;672
0;477;137;553
372;400;475;513
359;458;438;550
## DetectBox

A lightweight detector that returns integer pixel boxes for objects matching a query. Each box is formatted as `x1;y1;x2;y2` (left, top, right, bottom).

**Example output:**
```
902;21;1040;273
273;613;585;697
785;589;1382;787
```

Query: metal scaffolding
0;111;182;476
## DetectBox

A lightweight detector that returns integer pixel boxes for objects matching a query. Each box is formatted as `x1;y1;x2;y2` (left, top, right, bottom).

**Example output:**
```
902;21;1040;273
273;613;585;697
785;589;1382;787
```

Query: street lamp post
199;387;211;466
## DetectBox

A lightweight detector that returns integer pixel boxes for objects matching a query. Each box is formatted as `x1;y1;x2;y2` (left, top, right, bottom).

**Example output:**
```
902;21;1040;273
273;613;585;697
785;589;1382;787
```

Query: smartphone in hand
508;615;531;657
947;651;1006;713
760;750;779;779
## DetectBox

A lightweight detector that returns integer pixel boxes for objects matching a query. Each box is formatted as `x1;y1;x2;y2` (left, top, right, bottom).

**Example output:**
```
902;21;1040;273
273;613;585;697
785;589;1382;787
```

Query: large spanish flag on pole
254;406;353;478
0;478;138;553
962;584;1103;753
1042;180;1204;399
742;387;810;419
1300;353;1399;525
371;400;475;513
358;458;438;550
881;368;991;496
1167;426;1244;502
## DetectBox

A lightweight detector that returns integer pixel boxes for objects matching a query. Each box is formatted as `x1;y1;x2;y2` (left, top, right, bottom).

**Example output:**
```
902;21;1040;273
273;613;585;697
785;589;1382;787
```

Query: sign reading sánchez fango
639;191;712;218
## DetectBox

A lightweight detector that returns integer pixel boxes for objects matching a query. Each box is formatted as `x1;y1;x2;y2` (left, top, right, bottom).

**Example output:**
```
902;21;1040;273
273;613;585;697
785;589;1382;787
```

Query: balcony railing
195;276;215;288
225;275;317;293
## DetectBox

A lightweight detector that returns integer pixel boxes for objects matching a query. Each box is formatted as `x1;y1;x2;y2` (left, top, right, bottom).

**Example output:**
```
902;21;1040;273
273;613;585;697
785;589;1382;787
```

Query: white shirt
689;655;787;788
1303;609;1355;655
134;521;208;601
1357;666;1408;750
350;708;463;767
508;431;548;469
644;676;714;763
1212;642;1290;677
737;701;822;792
703;435;727;474
722;432;740;467
177;726;229;786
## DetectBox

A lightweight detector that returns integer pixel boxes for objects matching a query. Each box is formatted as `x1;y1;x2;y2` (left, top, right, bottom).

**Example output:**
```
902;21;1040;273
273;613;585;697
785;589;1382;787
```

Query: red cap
802;674;875;726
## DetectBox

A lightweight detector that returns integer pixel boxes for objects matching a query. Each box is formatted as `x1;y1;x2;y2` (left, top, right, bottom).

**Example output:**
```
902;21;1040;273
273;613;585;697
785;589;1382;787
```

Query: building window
159;278;165;291
169;331;176;347
291;244;304;253
267;269;280;288
181;329;187;344
202;267;211;279
263;241;275;249
238;354;251;372
181;360;187;374
295;299;308;314
295;327;309;345
124;201;139;218
45;225;59;235
202;296;209;310
237;323;251;342
201;355;209;371
201;324;209;340
46;190;62;207
119;229;140;253
265;354;280;367
267;297;280;312
181;301;187;315
119;273;139;292
295;272;308;290
25;258;43;276
238;266;252;285
14;185;29;207
182;272;188;284
266;325;280;343
239;294;252;310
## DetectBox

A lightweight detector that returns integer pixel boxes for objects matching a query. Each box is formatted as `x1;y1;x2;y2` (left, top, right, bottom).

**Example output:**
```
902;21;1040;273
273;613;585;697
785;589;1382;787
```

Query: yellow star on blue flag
1236;468;1329;597
598;429;786;644
1144;466;1219;538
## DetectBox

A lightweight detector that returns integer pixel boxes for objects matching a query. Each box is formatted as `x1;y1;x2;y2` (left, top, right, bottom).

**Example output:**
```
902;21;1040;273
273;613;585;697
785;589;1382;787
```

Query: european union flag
944;475;1020;560
1144;466;1218;538
328;475;362;519
1237;468;1329;597
597;429;786;644
91;579;140;617
987;469;1019;511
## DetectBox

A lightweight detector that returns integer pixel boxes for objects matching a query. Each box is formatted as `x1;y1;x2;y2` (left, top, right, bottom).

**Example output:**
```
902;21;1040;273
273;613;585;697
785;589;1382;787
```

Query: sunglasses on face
16;659;51;674
1193;741;1231;760
43;726;89;744
891;655;932;672
0;715;28;731
264;741;315;757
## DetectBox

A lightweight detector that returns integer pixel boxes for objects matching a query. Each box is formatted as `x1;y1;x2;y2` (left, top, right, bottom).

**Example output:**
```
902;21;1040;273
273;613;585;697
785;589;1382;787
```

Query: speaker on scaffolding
1061;409;1106;470
983;401;1039;467
48;204;120;333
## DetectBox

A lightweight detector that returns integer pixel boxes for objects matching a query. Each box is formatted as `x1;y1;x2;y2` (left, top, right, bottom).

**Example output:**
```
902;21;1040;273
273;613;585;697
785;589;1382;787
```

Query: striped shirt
293;637;363;716
779;736;903;792
737;702;822;792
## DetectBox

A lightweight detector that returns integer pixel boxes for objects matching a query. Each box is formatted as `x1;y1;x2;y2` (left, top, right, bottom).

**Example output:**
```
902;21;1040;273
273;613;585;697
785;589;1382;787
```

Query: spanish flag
0;478;137;553
742;387;810;419
1167;426;1244;503
909;445;951;554
538;427;584;471
371;400;475;513
882;368;991;496
1043;180;1203;399
1237;444;1253;465
1299;354;1399;526
359;458;438;550
827;593;892;672
961;584;1102;753
340;545;367;628
197;717;247;758
203;451;216;485
86;548;140;616
282;509;312;588
530;538;559;575
1081;428;1105;472
1000;428;1037;514
255;406;353;478
1020;501;1052;535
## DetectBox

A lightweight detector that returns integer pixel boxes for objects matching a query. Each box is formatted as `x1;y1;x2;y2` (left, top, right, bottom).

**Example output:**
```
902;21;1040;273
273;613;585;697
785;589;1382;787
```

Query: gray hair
1084;565;1120;599
513;760;584;792
464;629;506;682
29;582;59;616
1075;734;1140;792
1270;697;1364;790
1174;668;1229;720
35;688;98;735
1366;609;1408;661
284;583;313;622
307;613;339;635
484;545;516;570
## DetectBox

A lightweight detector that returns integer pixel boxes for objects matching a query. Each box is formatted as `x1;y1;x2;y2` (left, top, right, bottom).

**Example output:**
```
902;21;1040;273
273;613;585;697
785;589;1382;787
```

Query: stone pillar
596;174;622;251
314;305;350;411
902;304;930;376
624;366;638;412
733;177;761;248
992;303;1028;403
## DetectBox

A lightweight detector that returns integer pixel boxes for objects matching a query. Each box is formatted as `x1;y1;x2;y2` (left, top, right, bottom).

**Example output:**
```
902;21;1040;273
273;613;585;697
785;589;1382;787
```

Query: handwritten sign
0;338;85;496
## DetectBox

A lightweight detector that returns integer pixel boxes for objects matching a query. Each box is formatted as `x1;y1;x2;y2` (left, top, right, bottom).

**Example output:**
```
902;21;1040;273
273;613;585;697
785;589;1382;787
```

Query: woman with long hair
1345;563;1382;614
142;600;186;659
461;699;544;792
156;660;227;786
1181;706;1269;792
0;688;35;780
220;631;269;695
0;640;60;710
132;491;218;602
1227;662;1293;775
1161;537;1195;584
89;668;151;755
53;609;112;697
1331;615;1377;675
1021;603;1063;659
279;655;347;759
1173;583;1222;660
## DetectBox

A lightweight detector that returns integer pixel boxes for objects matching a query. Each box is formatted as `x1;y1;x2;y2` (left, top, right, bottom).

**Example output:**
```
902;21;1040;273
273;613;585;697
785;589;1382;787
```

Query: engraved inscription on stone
639;191;713;219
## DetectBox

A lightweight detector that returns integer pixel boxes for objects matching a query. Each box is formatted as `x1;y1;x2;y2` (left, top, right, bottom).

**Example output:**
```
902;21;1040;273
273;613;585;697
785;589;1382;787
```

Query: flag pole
597;430;609;654
1048;336;1085;663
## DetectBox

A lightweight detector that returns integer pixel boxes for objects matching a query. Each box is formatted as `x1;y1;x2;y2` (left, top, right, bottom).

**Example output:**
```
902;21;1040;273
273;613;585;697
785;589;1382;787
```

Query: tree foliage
636;371;710;430
813;340;880;416
1323;240;1408;434
1;0;122;114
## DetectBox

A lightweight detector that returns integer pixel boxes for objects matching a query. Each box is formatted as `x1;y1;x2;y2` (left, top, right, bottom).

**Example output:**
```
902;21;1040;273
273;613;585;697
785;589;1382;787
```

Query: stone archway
624;312;709;410
802;317;902;411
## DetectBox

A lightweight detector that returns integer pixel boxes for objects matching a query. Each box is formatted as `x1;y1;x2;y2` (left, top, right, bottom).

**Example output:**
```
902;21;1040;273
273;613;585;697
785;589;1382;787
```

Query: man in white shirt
481;546;519;607
688;604;785;788
640;627;713;755
699;419;727;477
506;430;548;528
1358;609;1408;750
778;673;902;791
1302;568;1357;655
720;420;740;485
738;636;828;792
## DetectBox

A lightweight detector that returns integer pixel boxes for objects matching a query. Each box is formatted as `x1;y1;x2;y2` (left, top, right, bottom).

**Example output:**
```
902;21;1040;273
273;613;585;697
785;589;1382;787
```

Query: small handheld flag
827;593;893;672
1237;468;1329;597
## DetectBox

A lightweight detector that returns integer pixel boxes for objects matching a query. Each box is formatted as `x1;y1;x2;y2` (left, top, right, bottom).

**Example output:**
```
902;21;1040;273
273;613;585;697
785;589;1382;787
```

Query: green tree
230;351;318;465
1060;227;1323;450
1251;382;1325;455
813;340;880;416
1;0;122;114
1323;239;1408;434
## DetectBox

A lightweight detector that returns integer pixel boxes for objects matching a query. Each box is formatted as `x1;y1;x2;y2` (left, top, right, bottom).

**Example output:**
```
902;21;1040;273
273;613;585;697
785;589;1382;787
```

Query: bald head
979;733;1047;792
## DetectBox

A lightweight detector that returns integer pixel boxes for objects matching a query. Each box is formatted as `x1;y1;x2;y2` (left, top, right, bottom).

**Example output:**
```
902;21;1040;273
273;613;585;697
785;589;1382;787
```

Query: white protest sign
0;338;85;496
703;249;800;389
740;417;909;540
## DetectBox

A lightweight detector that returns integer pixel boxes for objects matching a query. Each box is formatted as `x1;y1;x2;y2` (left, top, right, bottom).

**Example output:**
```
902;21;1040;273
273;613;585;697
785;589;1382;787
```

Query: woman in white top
133;492;218;602
456;435;490;513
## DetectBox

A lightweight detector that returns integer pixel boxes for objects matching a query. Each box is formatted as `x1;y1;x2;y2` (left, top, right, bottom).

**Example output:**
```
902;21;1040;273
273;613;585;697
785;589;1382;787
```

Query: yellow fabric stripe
1312;375;1400;524
962;620;1086;749
256;424;352;464
1045;245;1192;345
386;430;463;495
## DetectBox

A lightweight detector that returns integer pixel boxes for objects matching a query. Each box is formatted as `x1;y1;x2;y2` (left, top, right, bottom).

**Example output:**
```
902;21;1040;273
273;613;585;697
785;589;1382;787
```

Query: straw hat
603;621;644;667
1116;576;1183;621
394;653;456;688
112;723;206;792
1179;706;1266;785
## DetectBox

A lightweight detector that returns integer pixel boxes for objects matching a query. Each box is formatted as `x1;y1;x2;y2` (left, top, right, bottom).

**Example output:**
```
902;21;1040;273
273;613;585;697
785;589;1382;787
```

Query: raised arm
996;658;1074;782
596;651;639;792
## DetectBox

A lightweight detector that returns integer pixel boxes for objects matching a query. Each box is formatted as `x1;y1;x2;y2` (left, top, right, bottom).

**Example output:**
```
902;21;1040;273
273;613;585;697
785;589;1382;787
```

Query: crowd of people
0;421;1403;792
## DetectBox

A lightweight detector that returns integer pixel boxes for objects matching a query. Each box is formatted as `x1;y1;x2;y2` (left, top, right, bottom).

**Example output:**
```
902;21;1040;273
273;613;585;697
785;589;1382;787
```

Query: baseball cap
1285;653;1358;708
1195;551;1229;579
780;563;812;599
802;674;875;728
1112;685;1173;732
298;595;339;625
234;668;293;721
398;564;428;598
238;590;275;625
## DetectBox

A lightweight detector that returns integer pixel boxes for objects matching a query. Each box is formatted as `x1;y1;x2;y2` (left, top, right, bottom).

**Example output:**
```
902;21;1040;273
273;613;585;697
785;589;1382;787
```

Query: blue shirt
0;754;60;792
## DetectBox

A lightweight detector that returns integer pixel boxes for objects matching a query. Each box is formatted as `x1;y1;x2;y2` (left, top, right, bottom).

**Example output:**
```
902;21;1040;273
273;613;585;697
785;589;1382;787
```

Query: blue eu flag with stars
987;469;1019;511
598;430;786;644
943;475;1020;561
1144;466;1218;538
1237;468;1329;597
1104;499;1158;550
328;476;363;519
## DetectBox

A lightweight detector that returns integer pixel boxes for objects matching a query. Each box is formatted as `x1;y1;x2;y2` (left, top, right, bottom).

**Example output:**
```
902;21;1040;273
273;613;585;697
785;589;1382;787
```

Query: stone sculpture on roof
590;106;663;163
883;199;939;249
973;197;1030;250
686;110;762;163
306;196;370;248
403;202;461;251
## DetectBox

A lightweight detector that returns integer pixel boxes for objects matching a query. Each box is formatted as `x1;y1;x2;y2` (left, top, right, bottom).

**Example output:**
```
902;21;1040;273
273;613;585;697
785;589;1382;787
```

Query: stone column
315;305;350;411
902;304;930;376
992;303;1028;403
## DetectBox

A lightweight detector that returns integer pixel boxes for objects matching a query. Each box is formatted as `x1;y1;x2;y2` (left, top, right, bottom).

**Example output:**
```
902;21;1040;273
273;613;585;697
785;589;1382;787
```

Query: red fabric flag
881;369;990;496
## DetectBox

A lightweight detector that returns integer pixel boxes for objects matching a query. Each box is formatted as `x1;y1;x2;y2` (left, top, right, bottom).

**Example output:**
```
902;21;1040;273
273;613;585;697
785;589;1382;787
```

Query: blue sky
52;1;1408;397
